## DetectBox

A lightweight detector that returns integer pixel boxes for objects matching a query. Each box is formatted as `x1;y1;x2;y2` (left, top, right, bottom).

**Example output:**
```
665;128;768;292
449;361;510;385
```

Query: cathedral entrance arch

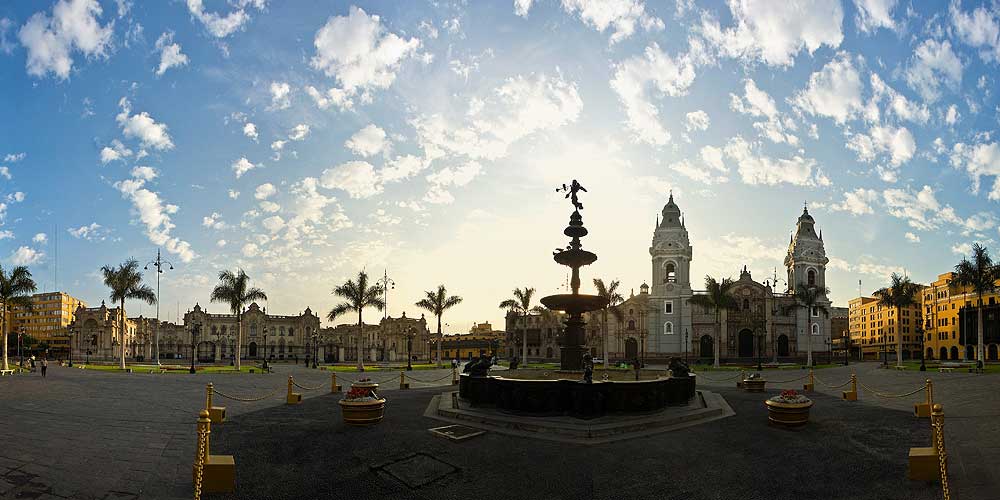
738;329;754;358
248;342;258;358
624;338;638;360
699;335;713;358
777;335;789;357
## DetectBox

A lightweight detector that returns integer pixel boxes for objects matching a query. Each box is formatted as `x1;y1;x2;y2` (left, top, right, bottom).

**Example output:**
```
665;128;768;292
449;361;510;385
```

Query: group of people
18;355;48;377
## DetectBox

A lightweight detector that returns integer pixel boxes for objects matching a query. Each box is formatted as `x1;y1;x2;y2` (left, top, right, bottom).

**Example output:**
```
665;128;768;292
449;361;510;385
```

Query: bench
938;367;954;373
894;365;907;371
0;369;14;376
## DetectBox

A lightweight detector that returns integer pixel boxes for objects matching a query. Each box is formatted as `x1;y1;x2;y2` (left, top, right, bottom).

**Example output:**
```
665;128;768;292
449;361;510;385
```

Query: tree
873;273;922;367
499;287;536;364
415;285;463;367
327;270;384;371
951;243;1000;364
593;278;624;364
0;265;37;371
688;276;739;368
790;283;830;367
102;259;157;370
210;269;267;372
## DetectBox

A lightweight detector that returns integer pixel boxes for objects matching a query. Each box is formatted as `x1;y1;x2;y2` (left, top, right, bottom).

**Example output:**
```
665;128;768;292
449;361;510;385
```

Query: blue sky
1;0;999;330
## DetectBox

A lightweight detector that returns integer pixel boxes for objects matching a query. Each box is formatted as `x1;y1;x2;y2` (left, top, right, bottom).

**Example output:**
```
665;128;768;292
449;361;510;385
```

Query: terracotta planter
743;379;766;392
339;398;386;425
765;399;813;427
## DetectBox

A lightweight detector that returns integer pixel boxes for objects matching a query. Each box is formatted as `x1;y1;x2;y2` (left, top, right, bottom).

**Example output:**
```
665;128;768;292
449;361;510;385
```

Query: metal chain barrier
856;379;928;399
291;379;327;391
932;405;951;500
211;385;283;402
692;370;742;382
193;412;208;500
404;372;455;383
765;373;810;384
812;374;854;389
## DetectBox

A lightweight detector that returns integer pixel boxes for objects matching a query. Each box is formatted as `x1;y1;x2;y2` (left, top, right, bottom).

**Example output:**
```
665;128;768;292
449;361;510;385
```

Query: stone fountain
540;180;609;370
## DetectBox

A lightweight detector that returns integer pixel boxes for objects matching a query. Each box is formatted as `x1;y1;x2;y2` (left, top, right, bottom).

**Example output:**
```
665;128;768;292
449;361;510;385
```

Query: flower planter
339;382;385;425
765;399;813;427
742;379;766;392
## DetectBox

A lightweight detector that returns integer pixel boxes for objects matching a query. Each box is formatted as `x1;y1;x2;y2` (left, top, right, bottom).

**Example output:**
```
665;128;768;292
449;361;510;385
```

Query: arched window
743;299;750;310
211;325;218;335
628;320;636;330
250;323;257;336
664;262;677;283
221;325;227;335
663;322;673;335
280;327;285;336
807;269;816;286
811;323;819;335
278;338;286;353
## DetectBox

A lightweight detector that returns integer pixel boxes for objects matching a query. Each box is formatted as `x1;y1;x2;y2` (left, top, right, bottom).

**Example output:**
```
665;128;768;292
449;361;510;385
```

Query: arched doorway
926;347;934;360
989;344;998;361
966;345;975;360
248;342;258;358
950;346;959;360
197;341;215;362
625;338;638;360
738;329;754;358
699;335;713;358
546;347;553;358
940;347;947;360
777;335;789;357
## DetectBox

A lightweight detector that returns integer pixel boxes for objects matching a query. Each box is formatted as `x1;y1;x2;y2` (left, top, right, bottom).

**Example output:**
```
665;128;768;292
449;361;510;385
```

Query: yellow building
8;291;87;357
438;322;505;361
922;272;1000;361
848;294;923;362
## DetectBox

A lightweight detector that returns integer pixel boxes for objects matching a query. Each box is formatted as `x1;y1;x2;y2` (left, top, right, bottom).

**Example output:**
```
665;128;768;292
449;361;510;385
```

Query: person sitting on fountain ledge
581;353;594;384
463;355;493;377
668;357;691;378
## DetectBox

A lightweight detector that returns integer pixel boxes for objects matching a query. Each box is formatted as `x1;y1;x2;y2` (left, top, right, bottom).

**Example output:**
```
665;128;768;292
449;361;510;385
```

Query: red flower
781;389;798;398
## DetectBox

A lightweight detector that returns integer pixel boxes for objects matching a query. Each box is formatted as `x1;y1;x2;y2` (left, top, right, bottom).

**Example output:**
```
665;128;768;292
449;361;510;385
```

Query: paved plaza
0;362;997;499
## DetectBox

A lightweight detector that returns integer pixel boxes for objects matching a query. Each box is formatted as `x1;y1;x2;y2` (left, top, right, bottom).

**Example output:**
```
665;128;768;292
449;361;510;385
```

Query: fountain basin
459;373;696;419
540;293;608;314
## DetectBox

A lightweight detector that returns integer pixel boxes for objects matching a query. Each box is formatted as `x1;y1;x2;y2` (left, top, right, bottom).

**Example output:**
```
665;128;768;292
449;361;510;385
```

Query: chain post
205;383;213;411
851;373;857;394
193;410;210;500
452;366;458;385
287;375;293;399
331;372;339;393
399;370;407;390
932;404;950;500
926;378;933;407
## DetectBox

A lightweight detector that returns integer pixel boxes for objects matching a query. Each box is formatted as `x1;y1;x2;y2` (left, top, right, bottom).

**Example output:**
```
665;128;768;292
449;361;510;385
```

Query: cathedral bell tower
648;193;693;356
784;204;831;357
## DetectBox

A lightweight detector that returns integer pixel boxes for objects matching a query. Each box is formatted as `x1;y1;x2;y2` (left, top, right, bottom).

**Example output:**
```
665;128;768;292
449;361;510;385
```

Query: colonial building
68;301;135;362
7;291;86;358
505;195;834;364
438;321;505;361
322;312;431;363
849;295;922;362
923;272;1000;361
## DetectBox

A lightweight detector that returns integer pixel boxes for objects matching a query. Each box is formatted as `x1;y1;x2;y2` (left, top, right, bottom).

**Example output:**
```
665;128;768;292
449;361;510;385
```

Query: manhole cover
429;424;486;441
379;453;458;488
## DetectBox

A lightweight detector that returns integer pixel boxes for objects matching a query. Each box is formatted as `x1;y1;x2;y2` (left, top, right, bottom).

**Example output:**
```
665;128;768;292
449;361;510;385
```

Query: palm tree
688;276;739;368
415;285;463;368
102;259;157;369
327;270;384;371
210;269;267;372
593;278;624;364
789;283;830;367
873;273;922;367
0;265;37;371
951;243;999;364
499;287;535;364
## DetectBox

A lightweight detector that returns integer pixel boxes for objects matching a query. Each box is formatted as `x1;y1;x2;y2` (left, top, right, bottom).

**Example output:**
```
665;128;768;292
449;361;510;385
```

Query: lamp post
843;334;850;366
683;328;689;364
262;327;269;371
756;327;765;372
311;333;318;369
406;327;415;371
67;326;74;367
378;269;395;319
145;249;174;367
18;327;24;372
189;323;201;374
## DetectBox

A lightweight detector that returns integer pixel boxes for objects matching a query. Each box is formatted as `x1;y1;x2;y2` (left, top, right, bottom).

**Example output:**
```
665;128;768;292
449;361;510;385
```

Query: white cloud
0;18;14;55
10;246;44;266
866;73;931;124
262;215;286;233
426;161;482;188
854;0;898;33
269;81;292;110
17;0;113;79
519;0;664;44
288;124;310;141
100;139;134;163
0;230;13;240
380;154;428;182
254;183;277;200
304;85;354;111
514;0;534;17
6;192;25;203
949;141;1000;200
114;170;195;262
904;232;920;243
228;189;240;199
259;201;280;213
345;124;387;157
846;124;915;169
67;222;106;241
945;104;960;125
792;52;863;124
723;136;828;187
905;39;962;102
216;239;227;248
32;233;47;244
270;140;286;152
319;161;383;199
881;185;967;231
699;0;843;67
243;122;258;141
829;188;879;215
231;157;257;178
202;212;227;230
116;98;175;151
186;0;264;38
3;153;25;163
952;242;974;255
241;242;259;257
309;6;420;110
130;165;158;181
828;255;904;278
730;79;798;144
684;110;710;132
0;168;9;181
610;43;697;145
949;1;1000;62
154;31;188;76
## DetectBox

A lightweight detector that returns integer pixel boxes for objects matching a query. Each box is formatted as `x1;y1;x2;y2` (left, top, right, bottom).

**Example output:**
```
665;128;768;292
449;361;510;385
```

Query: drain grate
377;453;458;489
429;424;486;441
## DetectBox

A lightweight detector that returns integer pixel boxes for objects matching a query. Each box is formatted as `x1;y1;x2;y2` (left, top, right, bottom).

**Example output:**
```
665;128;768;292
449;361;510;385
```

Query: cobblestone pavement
0;363;460;500
1;361;996;500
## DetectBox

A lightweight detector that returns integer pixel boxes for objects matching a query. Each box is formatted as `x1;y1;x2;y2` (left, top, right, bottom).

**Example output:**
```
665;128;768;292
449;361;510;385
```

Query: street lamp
262;326;269;371
145;249;174;367
190;323;201;374
18;326;24;372
756;327;765;372
406;327;415;371
311;333;318;369
68;326;75;367
683;328;689;364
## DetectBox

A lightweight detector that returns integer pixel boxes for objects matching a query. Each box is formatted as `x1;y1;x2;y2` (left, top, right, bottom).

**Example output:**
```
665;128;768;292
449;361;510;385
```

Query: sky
1;0;999;332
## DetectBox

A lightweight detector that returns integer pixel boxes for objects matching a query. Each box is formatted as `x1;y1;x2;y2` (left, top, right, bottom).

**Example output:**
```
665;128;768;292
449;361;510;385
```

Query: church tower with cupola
647;193;693;356
784;205;832;361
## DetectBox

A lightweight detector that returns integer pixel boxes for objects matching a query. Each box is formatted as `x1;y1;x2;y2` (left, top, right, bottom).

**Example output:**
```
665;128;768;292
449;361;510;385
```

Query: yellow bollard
206;383;226;424
914;379;933;418
452;366;459;385
331;372;341;393
803;369;815;392
286;375;302;405
399;370;409;390
192;409;235;493
842;373;858;401
909;404;946;481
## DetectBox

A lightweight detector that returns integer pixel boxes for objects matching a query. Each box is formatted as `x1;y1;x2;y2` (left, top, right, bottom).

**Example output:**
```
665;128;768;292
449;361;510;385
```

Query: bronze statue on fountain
541;180;610;370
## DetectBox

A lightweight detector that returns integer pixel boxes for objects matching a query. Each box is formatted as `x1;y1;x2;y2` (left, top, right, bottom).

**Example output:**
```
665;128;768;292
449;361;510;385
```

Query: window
811;323;819;335
664;262;676;283
663;322;673;335
743;299;750;310
664;301;673;314
627;320;635;330
811;306;819;317
807;269;816;286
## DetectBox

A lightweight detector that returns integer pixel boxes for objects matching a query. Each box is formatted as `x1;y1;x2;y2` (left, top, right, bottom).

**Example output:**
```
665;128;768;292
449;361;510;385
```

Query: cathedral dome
659;192;683;228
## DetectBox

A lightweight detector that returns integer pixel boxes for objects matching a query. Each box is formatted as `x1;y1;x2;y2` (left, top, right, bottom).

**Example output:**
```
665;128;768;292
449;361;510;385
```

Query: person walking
41;358;47;378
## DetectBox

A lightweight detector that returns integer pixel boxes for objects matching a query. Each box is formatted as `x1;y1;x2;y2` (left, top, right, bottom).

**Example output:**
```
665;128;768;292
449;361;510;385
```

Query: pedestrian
30;357;36;373
41;359;47;378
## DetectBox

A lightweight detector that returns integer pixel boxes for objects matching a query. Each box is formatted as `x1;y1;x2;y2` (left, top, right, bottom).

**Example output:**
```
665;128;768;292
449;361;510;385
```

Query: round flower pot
765;399;813;427
743;379;767;392
338;398;386;425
